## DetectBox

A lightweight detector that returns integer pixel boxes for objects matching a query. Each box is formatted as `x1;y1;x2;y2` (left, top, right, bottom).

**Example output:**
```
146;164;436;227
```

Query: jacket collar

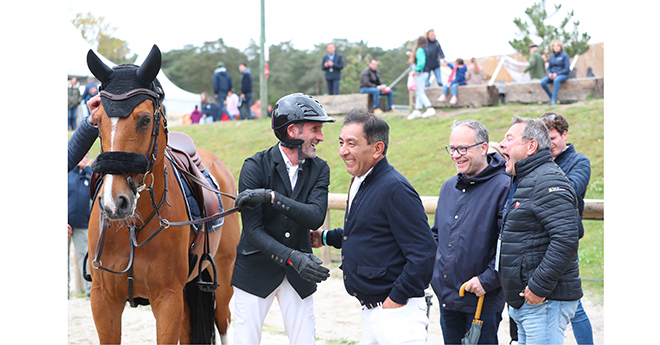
456;152;508;189
514;149;553;178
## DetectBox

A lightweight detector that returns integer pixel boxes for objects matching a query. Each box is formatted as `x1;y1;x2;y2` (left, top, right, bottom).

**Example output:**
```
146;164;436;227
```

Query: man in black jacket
230;93;333;344
498;116;583;345
238;62;253;120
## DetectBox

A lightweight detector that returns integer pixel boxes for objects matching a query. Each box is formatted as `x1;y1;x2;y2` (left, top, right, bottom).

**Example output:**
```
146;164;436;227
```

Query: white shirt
348;167;373;212
278;143;304;190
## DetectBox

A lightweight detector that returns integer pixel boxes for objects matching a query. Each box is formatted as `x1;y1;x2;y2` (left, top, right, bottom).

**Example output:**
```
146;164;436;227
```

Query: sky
67;0;605;59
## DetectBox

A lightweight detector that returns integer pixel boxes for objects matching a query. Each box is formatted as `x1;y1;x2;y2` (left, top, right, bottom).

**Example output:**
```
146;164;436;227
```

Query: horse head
87;45;167;220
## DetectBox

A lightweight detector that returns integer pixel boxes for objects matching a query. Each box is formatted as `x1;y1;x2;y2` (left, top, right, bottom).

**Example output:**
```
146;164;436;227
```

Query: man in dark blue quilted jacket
498;116;583;345
542;112;594;345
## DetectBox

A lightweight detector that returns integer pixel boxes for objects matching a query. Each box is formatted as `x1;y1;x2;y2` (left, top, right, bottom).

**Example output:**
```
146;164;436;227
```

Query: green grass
81;99;604;302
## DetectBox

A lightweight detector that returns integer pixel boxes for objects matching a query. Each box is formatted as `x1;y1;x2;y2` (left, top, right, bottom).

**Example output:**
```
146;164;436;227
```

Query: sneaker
386;108;397;113
547;100;556;106
421;108;436;118
373;108;383;114
407;109;422;120
437;94;446;102
449;95;458;104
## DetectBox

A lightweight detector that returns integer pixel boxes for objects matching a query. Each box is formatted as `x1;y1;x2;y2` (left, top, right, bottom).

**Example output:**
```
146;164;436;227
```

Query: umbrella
459;281;485;345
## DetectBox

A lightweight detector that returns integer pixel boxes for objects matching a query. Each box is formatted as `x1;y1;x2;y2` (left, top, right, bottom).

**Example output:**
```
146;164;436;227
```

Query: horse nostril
117;195;131;214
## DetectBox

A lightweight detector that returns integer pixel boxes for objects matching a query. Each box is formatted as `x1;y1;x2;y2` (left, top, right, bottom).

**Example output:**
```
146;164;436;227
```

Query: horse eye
140;115;151;127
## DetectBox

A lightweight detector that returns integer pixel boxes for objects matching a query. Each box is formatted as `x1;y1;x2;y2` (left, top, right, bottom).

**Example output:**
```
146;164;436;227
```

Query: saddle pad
170;159;224;232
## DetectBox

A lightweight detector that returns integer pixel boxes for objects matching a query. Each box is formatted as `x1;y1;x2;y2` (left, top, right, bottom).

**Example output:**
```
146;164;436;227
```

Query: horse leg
149;288;185;344
90;285;125;344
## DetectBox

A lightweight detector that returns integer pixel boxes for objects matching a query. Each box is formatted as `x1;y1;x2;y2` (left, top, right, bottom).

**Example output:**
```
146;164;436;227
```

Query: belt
363;301;383;309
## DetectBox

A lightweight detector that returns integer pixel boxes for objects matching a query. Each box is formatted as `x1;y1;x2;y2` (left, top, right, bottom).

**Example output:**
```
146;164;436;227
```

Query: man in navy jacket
212;62;232;121
322;43;344;95
312;109;436;344
238;62;253;120
431;119;510;344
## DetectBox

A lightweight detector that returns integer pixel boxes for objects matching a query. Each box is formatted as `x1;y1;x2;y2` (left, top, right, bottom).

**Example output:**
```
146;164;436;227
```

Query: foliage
509;1;591;57
71;12;136;65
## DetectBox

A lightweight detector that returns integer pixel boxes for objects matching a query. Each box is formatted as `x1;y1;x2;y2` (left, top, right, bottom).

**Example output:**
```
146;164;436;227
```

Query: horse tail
184;270;216;344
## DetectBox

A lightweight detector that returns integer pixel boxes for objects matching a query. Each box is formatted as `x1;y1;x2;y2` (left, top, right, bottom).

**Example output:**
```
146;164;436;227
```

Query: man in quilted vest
498;116;583;345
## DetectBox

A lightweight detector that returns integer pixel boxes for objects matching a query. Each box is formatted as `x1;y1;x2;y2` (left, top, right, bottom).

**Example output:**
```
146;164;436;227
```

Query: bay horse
85;45;239;344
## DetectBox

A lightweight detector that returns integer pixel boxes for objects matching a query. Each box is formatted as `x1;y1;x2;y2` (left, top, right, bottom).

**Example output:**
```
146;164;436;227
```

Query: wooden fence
319;193;604;263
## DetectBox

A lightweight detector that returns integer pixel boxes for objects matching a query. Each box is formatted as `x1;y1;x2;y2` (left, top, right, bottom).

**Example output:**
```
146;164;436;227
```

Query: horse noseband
92;151;150;175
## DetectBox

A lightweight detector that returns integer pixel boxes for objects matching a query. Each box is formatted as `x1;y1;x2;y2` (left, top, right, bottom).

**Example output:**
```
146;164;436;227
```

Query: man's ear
373;141;385;158
526;139;539;155
286;123;298;140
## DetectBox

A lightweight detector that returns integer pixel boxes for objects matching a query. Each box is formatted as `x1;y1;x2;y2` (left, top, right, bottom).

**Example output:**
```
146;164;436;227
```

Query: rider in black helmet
231;93;334;344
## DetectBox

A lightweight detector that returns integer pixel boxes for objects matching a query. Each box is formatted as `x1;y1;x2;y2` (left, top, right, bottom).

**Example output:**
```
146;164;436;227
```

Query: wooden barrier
504;77;604;104
312;94;370;115
319;192;604;262
419;84;500;108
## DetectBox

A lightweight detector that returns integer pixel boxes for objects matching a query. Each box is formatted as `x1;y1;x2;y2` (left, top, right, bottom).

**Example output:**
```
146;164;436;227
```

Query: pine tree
509;1;591;58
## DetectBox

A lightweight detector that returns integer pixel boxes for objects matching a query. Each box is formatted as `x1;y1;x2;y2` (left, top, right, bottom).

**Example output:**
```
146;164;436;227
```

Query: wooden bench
312;94;370;115
421;84;500;108
504;77;604;104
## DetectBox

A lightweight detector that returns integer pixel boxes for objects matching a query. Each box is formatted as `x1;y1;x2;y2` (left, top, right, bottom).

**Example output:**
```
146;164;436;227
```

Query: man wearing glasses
430;119;510;344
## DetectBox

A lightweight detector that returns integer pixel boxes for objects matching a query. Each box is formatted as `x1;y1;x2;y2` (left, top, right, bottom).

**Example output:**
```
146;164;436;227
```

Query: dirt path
68;267;603;344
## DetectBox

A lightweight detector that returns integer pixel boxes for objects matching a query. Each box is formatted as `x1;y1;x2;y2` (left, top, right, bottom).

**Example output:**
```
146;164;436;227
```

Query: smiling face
288;121;325;160
448;125;489;178
338;123;382;177
499;123;534;176
547;128;568;158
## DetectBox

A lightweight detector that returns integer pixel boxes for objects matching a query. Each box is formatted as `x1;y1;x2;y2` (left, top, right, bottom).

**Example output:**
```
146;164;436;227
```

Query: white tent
134;48;200;116
68;23;116;78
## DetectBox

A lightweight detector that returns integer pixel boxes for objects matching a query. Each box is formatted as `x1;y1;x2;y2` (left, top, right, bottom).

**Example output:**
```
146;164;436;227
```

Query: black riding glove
235;188;273;211
287;250;330;283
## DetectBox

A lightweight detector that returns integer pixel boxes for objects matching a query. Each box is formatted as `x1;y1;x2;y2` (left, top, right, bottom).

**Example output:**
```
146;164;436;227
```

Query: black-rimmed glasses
445;142;485;155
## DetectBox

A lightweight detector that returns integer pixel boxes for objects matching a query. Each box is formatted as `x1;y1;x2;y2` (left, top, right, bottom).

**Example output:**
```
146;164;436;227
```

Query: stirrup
196;253;218;292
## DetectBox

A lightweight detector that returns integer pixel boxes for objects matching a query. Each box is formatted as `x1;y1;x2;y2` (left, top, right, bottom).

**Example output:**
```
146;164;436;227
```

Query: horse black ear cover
136;45;161;85
87;49;115;84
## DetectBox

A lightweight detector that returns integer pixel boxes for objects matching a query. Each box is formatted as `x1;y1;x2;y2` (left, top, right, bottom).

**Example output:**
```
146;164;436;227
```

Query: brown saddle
167;131;222;282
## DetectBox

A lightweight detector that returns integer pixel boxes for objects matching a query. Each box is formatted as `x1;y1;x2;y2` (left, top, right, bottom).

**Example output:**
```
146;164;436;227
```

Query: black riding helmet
271;93;335;148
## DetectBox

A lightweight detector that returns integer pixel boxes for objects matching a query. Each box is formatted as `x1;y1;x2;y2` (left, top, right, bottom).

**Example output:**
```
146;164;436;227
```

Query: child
438;58;467;105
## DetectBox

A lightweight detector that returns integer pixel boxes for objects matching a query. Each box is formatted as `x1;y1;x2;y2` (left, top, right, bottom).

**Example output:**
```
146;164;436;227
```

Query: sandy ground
68;266;603;344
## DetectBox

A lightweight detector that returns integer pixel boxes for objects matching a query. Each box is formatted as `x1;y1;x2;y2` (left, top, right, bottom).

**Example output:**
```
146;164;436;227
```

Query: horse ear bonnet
87;44;165;118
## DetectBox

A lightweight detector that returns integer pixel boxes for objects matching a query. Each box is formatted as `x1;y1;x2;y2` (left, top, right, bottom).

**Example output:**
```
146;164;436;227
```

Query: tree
72;12;136;65
509;1;591;57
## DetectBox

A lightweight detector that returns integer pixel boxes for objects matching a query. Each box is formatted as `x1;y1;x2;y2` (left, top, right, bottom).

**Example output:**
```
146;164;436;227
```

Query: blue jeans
360;87;394;111
540;74;569;102
442;82;460;96
68;107;78;130
509;300;578;345
571;299;593;344
239;92;253;120
215;91;228;121
440;308;502;345
425;66;443;87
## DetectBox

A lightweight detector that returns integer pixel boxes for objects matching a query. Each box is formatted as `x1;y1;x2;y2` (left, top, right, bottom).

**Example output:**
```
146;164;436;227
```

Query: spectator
322;43;344;95
190;105;202;124
541;112;594;345
68;153;93;297
200;92;214;124
498;116;583;344
424;29;446;87
586;67;595;78
68;95;100;172
408;36;436;120
226;90;240;121
438;58;467;105
213;62;232;121
465;57;487;85
540;40;571;106
238;62;253;120
68;77;82;131
431;119;509;345
81;77;98;117
524;44;546;80
312;109;436;344
359;59;394;114
230;93;334;345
